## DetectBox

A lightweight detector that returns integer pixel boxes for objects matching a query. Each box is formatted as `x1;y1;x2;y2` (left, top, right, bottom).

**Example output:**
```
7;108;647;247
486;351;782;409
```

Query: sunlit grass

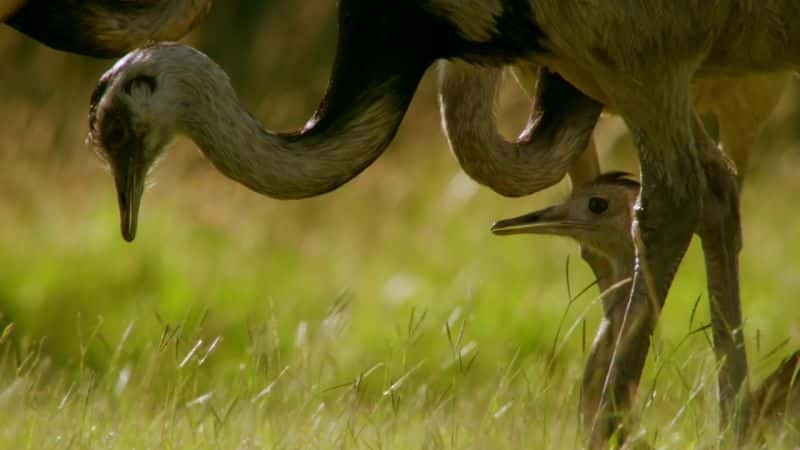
1;144;799;448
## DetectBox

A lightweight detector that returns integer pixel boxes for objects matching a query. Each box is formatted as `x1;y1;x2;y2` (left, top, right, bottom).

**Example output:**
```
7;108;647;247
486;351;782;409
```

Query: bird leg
512;66;648;445
517;72;645;441
515;67;643;443
513;63;651;445
693;115;751;434
585;76;704;447
582;279;654;449
546;82;647;446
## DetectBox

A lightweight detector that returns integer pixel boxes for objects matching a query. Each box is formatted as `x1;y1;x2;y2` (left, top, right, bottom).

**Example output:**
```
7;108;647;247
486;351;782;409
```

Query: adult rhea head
87;40;426;242
88;45;204;241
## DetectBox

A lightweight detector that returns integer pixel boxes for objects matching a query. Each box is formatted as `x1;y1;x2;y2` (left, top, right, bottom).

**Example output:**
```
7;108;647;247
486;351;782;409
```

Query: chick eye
588;197;609;214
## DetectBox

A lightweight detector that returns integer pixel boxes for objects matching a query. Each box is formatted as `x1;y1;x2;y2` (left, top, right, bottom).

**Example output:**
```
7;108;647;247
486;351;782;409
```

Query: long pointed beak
491;206;568;236
113;156;145;242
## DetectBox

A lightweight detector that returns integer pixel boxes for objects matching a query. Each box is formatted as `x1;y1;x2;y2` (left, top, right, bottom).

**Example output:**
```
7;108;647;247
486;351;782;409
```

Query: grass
2;140;800;448
1;27;800;448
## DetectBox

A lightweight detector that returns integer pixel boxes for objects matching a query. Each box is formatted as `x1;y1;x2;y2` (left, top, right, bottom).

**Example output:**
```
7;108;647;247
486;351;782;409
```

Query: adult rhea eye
588;197;609;214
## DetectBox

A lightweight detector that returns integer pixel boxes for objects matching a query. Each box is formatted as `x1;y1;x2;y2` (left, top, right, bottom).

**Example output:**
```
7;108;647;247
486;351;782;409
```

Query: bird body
89;2;800;444
89;0;800;221
4;0;210;57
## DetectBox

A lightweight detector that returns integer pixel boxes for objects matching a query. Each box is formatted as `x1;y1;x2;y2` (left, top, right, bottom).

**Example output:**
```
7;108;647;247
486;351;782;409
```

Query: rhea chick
492;172;799;441
491;171;645;442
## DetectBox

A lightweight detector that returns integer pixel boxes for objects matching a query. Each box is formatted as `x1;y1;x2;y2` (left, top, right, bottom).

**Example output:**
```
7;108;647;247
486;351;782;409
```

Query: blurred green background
1;2;800;447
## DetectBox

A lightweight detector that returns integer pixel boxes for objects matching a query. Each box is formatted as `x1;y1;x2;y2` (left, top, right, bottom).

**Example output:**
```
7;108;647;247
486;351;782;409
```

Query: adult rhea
89;2;799;444
88;3;602;241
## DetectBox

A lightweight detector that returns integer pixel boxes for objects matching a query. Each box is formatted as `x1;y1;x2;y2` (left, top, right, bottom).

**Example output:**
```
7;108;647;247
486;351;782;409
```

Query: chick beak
113;156;145;242
491;206;567;236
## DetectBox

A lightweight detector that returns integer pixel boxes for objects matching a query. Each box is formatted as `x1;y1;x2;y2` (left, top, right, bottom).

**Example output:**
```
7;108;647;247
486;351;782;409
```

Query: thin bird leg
559;103;644;445
581;275;654;448
514;65;645;443
511;62;642;444
513;63;650;444
586;75;704;447
693;114;750;434
516;70;644;440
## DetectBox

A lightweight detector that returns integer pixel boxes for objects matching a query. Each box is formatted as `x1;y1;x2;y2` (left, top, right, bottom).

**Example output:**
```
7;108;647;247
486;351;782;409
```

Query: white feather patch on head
423;0;502;42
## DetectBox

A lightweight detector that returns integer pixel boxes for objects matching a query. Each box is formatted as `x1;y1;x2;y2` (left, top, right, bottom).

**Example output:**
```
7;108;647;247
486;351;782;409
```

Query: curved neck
439;60;602;197
182;75;422;199
7;0;209;57
177;0;435;200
